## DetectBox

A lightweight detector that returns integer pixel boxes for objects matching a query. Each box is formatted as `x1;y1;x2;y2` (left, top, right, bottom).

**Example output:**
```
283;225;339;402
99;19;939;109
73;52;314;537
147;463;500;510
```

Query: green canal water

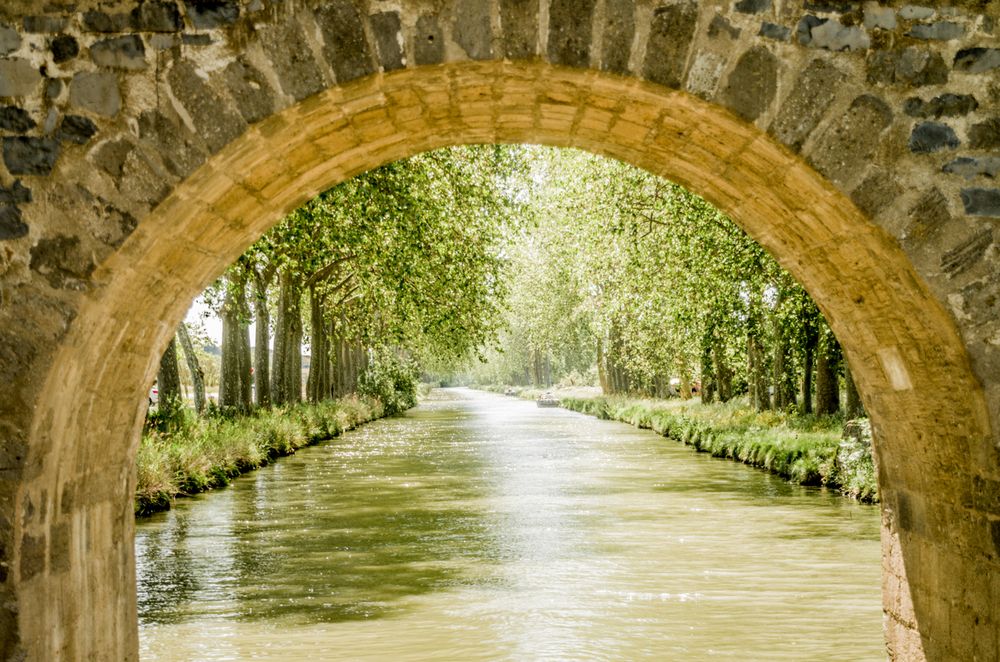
136;387;883;660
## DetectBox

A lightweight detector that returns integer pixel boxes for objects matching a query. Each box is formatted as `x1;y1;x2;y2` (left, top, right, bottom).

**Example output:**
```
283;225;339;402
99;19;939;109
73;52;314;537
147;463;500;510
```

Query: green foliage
357;350;420;416
135;397;386;516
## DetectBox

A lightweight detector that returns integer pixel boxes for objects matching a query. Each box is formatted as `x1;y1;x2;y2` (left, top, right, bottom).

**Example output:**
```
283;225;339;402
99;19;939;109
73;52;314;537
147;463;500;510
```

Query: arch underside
17;62;997;660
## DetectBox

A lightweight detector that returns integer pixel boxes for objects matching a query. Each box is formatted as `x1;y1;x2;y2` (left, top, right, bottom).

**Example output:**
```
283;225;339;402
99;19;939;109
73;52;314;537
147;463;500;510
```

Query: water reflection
137;388;883;660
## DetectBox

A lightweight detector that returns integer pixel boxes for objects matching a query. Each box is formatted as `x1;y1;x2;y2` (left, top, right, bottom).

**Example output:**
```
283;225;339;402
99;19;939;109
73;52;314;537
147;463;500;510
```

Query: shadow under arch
20;61;990;660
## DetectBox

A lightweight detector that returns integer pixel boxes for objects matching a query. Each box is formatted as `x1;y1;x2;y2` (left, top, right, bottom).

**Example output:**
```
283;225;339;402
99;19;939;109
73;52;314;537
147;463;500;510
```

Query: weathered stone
908;21;964;41
57;116;98;145
867;48;949;86
851;170;902;217
803;17;870;51
720;46;777;121
643;2;698;88
68;72;121;117
942;227;993;277
0;205;27;240
809;94;892;185
89;35;147;70
414;15;444;66
135;2;183;32
796;15;825;46
0;106;34;132
600;0;633;74
962;189;1000;217
708;16;740;40
903;93;978;118
166;61;244;153
548;0;596;68
50;34;79;64
23;16;68;33
954;48;1000;74
900;5;934;20
81;11;133;33
92;139;132;178
804;0;853;10
759;23;791;41
181;34;211;46
257;17;325;101
909;121;960;153
454;0;493;61
29;235;96;289
864;4;896;30
221;60;275;125
2;137;60;176
502;0;539;61
905;187;950;242
183;1;239;30
944;157;1000;180
19;534;44;581
0;181;31;205
137;109;206;178
0;58;41;97
735;0;770;14
370;12;405;72
969;119;1000;150
0;25;19;56
315;0;376;83
770;58;843;151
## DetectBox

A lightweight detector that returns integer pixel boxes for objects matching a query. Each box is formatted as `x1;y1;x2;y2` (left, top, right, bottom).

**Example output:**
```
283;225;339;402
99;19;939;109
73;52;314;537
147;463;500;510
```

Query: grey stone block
454;0;493;61
415;15;444;66
501;0;538;61
759;23;790;41
0;25;19;56
954;48;1000;74
0;59;41;97
643;2;698;88
721;46;777;121
735;0;770;14
548;0;596;68
183;1;239;29
0;205;27;240
944;157;1000;180
58;116;98;145
0;106;34;132
258;17;325;100
600;0;633;74
770;58;843;151
370;12;405;72
908;121;960;153
969;119;1000;150
69;72;121;117
962;189;1000;217
903;93;977;118
315;0;376;83
167;61;244;153
908;22;964;41
2;137;60;175
50;35;79;64
221;60;275;124
90;35;147;70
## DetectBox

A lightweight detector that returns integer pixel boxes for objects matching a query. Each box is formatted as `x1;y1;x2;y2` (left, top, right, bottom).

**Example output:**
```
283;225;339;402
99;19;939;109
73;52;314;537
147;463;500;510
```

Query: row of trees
467;148;864;418
154;146;527;423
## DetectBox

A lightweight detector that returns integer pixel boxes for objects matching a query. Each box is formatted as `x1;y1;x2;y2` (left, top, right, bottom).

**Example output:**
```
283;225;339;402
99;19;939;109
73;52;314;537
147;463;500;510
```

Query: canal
136;388;883;660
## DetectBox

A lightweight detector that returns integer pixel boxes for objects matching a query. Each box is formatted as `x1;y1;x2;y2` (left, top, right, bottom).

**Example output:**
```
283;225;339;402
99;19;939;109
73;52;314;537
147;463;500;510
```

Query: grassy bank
483;386;878;503
136;396;384;516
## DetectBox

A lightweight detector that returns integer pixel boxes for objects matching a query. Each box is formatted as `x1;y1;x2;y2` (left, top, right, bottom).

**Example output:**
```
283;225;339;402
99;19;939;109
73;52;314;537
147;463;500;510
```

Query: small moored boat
536;391;560;408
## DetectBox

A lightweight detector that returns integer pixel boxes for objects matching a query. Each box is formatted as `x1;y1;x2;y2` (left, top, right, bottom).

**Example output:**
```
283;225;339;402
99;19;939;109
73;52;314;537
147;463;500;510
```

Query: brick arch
0;2;998;661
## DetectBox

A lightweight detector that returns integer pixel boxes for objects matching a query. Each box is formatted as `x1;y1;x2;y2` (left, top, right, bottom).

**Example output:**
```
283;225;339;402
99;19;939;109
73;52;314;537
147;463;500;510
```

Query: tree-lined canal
137;388;882;660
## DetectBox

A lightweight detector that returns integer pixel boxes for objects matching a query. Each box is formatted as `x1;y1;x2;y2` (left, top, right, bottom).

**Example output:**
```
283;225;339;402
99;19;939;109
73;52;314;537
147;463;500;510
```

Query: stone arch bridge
0;0;998;659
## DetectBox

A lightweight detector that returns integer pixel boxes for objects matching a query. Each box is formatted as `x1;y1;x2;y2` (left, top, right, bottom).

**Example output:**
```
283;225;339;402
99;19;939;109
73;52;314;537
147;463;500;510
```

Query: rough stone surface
759;23;791;41
864;5;897;30
944;157;1000;179
2;137;60;175
962;189;1000;217
0;58;41;97
969;118;1000;150
851;170;902;217
256;17;326;101
454;0;493;61
57;115;98;145
29;235;95;289
735;0;770;14
909;121;961;153
867;47;949;86
166;61;244;153
502;0;539;61
643;2;698;88
909;21;965;41
804;18;870;51
942;227;993;277
548;0;596;68
954;47;1000;73
905;187;951;244
315;0;376;83
721;46;778;121
89;35;146;70
183;1;239;30
600;0;633;73
0;106;34;132
770;59;843;151
50;35;79;64
0;204;27;240
809;94;892;186
370;12;405;72
23;16;68;33
221;60;275;125
414;15;444;66
904;93;978;118
0;26;19;56
68;71;121;117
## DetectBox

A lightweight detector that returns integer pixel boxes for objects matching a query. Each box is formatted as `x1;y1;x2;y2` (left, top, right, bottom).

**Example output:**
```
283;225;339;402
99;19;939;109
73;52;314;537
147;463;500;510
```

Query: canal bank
137;388;882;661
479;385;878;503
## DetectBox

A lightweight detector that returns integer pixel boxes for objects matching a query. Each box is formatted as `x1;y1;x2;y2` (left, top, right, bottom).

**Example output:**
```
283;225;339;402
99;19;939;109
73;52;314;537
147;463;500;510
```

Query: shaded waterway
137;387;883;660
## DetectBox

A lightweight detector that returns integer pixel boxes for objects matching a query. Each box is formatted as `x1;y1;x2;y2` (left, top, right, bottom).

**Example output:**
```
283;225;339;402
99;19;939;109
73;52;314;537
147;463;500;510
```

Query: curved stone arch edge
14;58;993;658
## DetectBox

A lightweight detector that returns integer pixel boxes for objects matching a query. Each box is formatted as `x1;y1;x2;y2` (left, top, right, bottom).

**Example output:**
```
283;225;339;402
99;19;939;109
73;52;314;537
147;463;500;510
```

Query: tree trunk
157;336;182;424
219;284;242;412
597;338;609;394
712;343;733;402
252;274;271;408
772;324;796;411
176;323;205;415
287;303;303;404
748;333;770;412
844;360;865;419
815;328;840;416
237;281;253;413
700;333;715;404
801;329;816;415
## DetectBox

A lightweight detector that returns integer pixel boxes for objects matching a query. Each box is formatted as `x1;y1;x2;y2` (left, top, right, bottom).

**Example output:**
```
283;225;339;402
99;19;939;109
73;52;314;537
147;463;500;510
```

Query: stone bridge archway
0;2;998;660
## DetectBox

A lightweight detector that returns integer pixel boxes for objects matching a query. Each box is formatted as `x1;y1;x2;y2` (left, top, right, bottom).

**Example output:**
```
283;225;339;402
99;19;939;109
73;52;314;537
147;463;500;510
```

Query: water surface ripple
137;387;883;660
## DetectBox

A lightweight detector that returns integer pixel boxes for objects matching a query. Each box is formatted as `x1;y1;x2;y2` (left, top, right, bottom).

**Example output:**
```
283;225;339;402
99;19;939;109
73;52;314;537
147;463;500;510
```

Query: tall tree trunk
748;333;770;412
712;343;733;402
237;279;253;413
219;285;242;412
157;336;182;420
176;323;205;415
844;360;865;419
772;323;796;411
815;328;840;416
597;338;609;394
287;304;303;404
801;328;817;415
700;332;715;404
252;274;271;408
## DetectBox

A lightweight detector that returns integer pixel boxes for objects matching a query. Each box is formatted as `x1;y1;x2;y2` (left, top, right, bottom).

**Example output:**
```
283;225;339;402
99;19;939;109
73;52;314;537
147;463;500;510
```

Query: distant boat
536;391;560;408
504;387;517;396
